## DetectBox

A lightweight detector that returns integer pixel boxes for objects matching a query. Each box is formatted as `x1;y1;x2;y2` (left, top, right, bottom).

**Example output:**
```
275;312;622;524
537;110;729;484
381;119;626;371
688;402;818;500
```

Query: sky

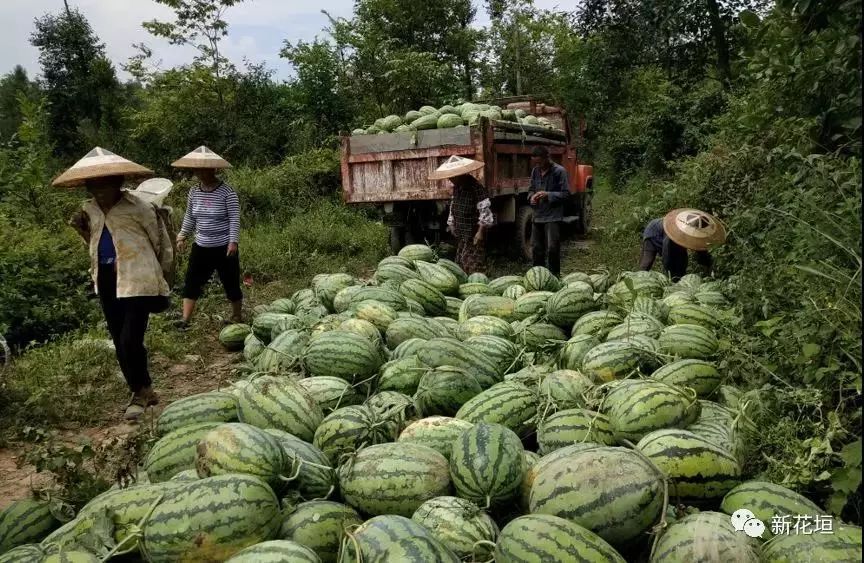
0;0;576;82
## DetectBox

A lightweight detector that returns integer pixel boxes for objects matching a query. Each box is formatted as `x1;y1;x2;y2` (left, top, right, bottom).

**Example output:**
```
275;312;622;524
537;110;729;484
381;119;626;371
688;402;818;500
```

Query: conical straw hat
52;147;153;188
171;146;232;169
428;156;484;181
663;208;727;251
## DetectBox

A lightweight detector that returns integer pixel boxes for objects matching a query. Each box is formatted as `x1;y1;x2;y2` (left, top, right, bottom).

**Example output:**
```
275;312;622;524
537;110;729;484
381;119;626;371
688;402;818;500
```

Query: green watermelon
397;416;473;461
450;422;525;508
650;511;758;562
237;376;323;442
0;499;60;554
280;501;361;563
219;324;252;351
412;497;498;560
496;514;625;562
414;366;482;417
224;540;320;562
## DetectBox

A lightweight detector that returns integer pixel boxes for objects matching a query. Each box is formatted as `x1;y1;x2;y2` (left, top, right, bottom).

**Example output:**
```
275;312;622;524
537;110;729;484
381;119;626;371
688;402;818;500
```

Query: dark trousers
639;239;712;282
532;221;562;277
182;244;243;301
97;267;153;393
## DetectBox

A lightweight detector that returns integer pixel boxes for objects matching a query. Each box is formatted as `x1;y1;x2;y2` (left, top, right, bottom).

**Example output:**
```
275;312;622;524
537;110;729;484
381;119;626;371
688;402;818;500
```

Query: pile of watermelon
2;243;861;562
351;103;562;135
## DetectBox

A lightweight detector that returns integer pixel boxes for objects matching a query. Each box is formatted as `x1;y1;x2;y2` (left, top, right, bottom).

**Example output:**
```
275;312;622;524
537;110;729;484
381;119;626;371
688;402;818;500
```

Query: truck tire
389;226;404;255
574;191;592;235
516;205;534;261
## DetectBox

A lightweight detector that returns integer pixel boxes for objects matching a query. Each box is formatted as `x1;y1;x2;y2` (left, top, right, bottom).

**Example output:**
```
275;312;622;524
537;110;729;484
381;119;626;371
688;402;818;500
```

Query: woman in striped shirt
173;146;243;327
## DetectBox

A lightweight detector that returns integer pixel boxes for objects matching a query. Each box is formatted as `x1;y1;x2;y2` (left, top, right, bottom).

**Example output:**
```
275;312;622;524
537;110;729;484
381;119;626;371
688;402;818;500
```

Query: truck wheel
516;205;534;261
574;192;593;235
389;226;404;255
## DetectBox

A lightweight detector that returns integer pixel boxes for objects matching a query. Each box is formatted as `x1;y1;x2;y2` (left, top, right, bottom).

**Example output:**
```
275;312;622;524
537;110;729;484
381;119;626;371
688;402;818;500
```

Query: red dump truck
340;96;594;258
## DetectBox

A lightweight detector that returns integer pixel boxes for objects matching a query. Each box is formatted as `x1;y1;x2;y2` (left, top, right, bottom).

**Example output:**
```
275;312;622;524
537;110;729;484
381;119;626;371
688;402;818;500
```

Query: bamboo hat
663;208;727;251
429;156;484;181
171;146;232;169
52;147;153;188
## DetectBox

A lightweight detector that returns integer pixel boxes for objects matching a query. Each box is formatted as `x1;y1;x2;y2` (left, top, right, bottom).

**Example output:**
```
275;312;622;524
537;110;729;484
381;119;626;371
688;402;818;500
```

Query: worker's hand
473;230;484;246
176;236;187;253
530;191;548;205
227;242;239;257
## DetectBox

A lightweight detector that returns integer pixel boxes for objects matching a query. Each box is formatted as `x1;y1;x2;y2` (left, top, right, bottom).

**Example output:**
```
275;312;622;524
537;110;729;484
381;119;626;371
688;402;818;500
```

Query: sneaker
124;403;145;421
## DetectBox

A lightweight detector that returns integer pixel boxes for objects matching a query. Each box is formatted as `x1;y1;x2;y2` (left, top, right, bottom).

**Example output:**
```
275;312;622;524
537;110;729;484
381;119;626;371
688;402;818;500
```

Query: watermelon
571;310;623;340
545;283;596;328
338;442;450;517
280;501;362;563
219;324;251;351
580;340;649;382
650;511;758;562
416;338;501;388
0;499;59;554
347;288;407;311
433;316;460;338
605;315;664;341
332;286;363;314
196;423;288;490
529;446;664;544
658;324;719;359
557;334;600;371
364;391;416;437
375;263;420;285
443;296;463;318
389;338;427;360
155;391;238;436
253;312;294;343
385;317;449;349
397;416;473;461
455;381;538;438
523;266;560;292
536;408;616;454
255;329;309;374
340;515;434;562
495;514;625;563
297;376;362;413
0;545;44;562
667;303;723;330
694;290;728;307
399;245;435;262
458;295;516;322
412;497;498;560
414;261;460;296
313;405;391;461
338;318;380;342
224;540;320;562
467;272;489;284
459;282;494;298
140;475;281;562
375;356;423;395
503;364;553;388
263;429;335;500
144;422;222;483
503;284;527;300
41;552;98;563
463;335;522;375
489;275;524;295
651;359;722;397
513;291;554;320
414;366;482;416
603;380;700;442
450;422;525;508
236;376;323;442
243;334;266;362
457;315;514;340
538;369;593;411
436;258;468;284
720;481;826;540
170;470;198;481
519;443;604;510
399;279;447;316
351;300;398;331
760;524;861;562
562;272;594;286
637;429;741;499
516;321;567;351
302;331;384;382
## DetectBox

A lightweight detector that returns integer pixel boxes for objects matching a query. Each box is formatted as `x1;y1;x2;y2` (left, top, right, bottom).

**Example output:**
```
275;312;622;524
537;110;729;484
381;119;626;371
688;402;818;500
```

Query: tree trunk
706;0;731;88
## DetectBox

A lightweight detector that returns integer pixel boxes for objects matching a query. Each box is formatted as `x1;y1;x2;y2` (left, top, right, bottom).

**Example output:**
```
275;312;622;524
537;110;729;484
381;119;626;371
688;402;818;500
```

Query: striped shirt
179;183;240;248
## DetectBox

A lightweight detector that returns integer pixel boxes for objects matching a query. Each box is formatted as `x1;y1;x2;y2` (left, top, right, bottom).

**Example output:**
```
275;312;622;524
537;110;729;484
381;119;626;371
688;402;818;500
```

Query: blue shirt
529;163;570;223
643;218;666;253
98;226;116;265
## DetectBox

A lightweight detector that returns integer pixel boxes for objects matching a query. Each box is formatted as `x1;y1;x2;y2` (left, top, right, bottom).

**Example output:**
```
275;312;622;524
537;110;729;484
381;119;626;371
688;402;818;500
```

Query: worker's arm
544;167;570;203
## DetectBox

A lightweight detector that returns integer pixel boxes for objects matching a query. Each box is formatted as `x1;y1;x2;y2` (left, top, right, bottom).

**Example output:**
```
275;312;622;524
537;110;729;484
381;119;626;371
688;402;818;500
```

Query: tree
0;66;40;142
30;3;124;157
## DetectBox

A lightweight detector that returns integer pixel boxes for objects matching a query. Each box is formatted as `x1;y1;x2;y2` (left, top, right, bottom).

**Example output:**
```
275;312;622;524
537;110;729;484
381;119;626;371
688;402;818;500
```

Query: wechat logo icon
730;509;766;538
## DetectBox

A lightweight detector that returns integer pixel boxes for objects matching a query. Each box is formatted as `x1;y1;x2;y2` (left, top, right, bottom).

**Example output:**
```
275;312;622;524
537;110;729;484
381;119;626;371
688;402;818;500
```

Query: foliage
0;66;40;142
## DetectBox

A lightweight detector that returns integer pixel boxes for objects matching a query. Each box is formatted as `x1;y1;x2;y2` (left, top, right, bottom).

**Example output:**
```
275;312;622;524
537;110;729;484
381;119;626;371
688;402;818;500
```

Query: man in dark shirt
639;209;726;281
528;146;570;277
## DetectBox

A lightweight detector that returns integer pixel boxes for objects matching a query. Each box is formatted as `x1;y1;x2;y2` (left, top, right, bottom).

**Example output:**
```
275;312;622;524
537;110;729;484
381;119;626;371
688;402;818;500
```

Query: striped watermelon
520;443;603;510
374;535;460;563
503;364;553;388
436;258;468;284
503;284;527;300
415;366;482;416
302;331;383;382
450;422;525;507
523;266;560;292
170;470;198;481
467;272;489;284
0;545;44;562
667;302;723;330
140;474;281;562
269;315;306;341
237;376;323;441
516;321;567;352
650;511;758;563
378;255;413;270
608;277;664;306
41;552;98;563
255;329;309;374
332;286;363;314
571;310;623;340
219;324;251;351
412;496;498;560
605;315;664;341
562;272;593;286
457;315;514;340
398;244;434;262
338;515;433;563
627;295;669;321
455;381;538;438
637;429;741;499
253;303;272;316
458;295;516;322
512;291;554;320
225;540;320;562
416;338;501;388
0;500;59;554
399;279;447;316
338;318;380;342
389;337;427;360
351;300;398;332
144;422;222;483
397;416;473;461
293;288;319;308
760;524;862;562
580;340;649;382
495;514;625;563
662;292;695;309
557;334;600;371
545;283;596;328
489;275;525;295
444;296;463;318
720;481;825;540
529;446;664;544
415;261;460;295
377;356;425;395
365;391;416;437
537;408;616;454
263;429;334;500
338;442;450;517
458;282;494;298
463;335;522;375
297;376;362;413
538;369;593;411
694;289;728;307
280;501;362;563
385;317;449;349
155;391;238;436
243;333;266;362
196;423;288;489
433;316;460;338
347;287;407;311
253;312;295;343
375;262;421;285
589;272;611;292
603;380;701;442
651;359;721;397
658;324;719;359
313;405;391;461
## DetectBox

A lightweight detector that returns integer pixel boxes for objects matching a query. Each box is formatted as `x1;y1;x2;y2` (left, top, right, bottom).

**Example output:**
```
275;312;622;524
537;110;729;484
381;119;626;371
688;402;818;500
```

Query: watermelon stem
471;539;497;563
100;493;164;562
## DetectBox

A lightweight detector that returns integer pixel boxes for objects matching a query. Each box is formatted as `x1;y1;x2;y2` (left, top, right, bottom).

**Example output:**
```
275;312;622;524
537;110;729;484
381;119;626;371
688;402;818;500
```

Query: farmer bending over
640;208;727;281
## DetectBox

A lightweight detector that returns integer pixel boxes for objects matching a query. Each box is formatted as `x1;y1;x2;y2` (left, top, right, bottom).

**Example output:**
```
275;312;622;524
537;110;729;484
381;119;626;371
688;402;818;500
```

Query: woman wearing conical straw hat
639;208;727;281
429;156;495;274
55;147;174;420
172;146;243;328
